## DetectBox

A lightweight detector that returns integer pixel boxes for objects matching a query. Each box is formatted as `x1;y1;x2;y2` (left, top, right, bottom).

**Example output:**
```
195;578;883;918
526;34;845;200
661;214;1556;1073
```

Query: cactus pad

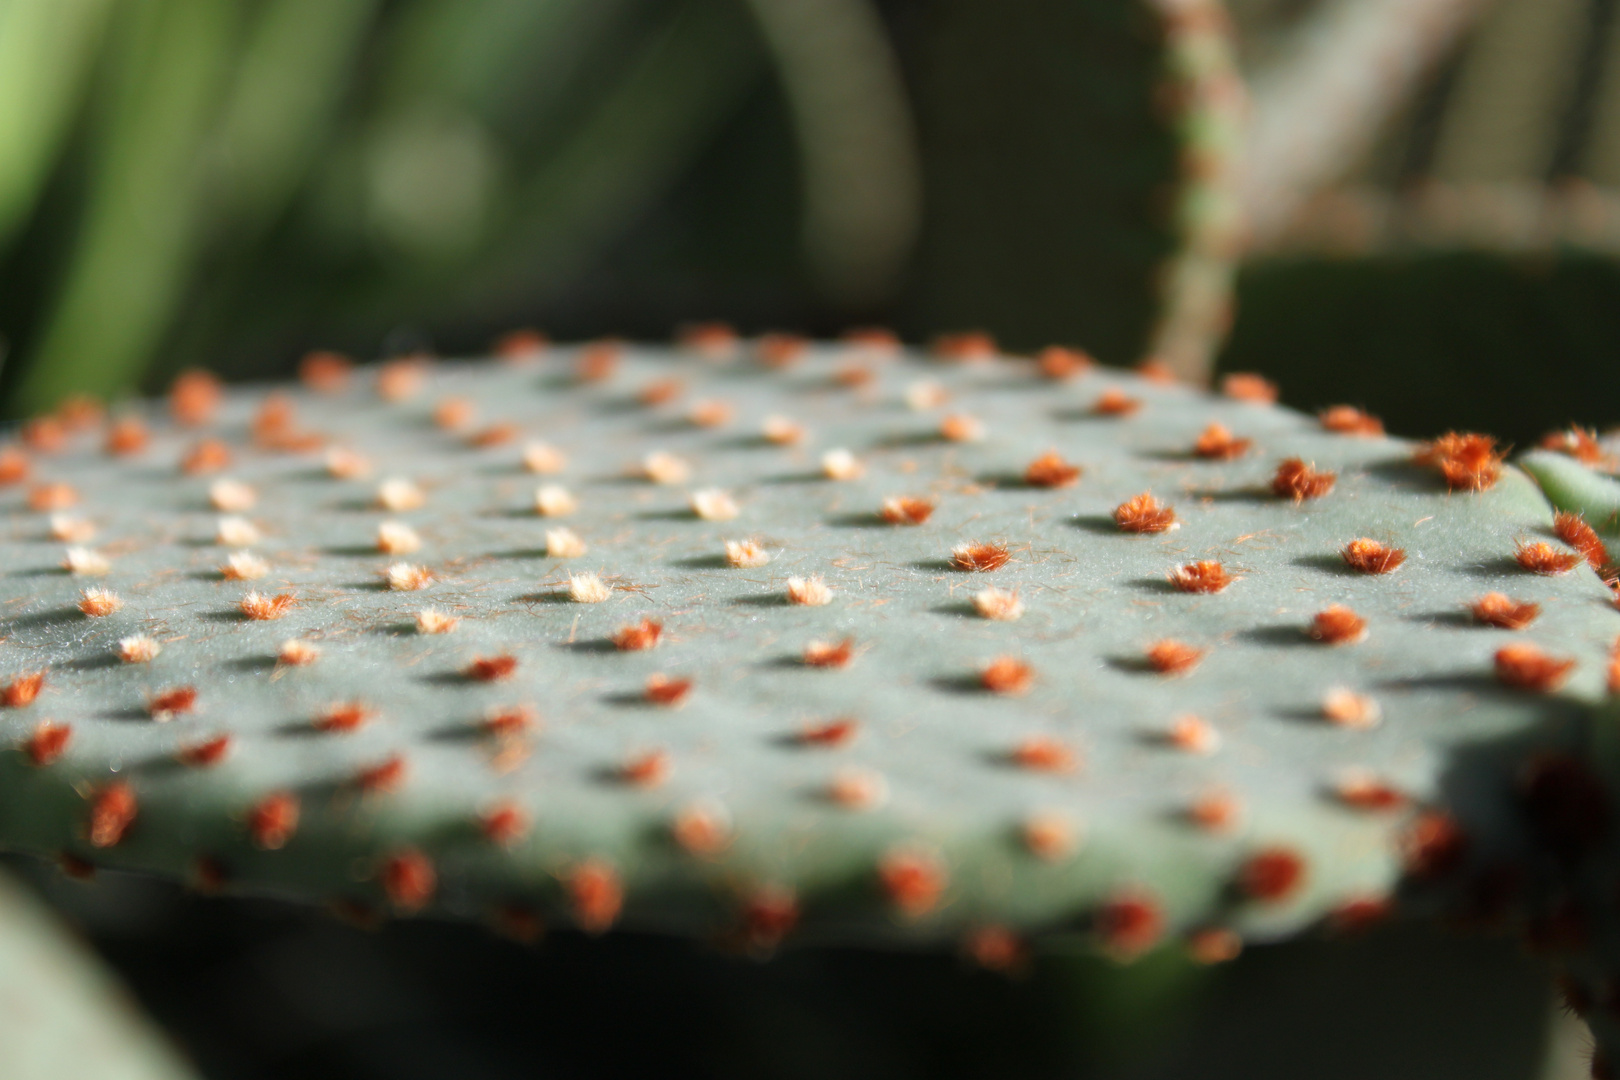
0;342;1615;957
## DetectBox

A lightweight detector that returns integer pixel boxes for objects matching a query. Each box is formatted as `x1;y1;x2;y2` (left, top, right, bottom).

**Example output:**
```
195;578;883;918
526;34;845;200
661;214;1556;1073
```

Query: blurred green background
0;0;1611;446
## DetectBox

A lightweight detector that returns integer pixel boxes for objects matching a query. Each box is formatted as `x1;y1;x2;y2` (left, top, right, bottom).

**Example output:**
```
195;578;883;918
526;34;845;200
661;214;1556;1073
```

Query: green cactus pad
0;343;1614;955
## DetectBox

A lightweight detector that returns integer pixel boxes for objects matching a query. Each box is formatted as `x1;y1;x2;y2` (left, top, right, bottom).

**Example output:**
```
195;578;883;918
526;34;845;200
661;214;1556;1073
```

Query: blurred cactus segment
1520;450;1620;534
0;867;200;1080
0;340;1615;956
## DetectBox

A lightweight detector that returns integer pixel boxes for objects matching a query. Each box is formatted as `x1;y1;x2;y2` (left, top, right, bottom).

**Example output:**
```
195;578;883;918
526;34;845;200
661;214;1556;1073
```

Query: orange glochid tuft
1186;927;1244;965
1136;359;1176;384
1037;346;1091;379
22;416;68;453
798;718;859;747
1024;451;1082;488
1166;714;1220;754
313;701;372;733
951;542;1010;572
78;588;122;617
1146;640;1204;675
842;326;900;353
1540;427;1613;468
483;704;537;738
645;674;692;707
169;369;223;425
1515;540;1582;576
104;417;149;456
1414;432;1504;491
251;393;323;452
612;619;663;651
495;328;548;361
1237;847;1307;902
1095;891;1164;959
2;670;47;708
356;755;408;793
376;357;429;401
680;321;739;358
1187;790;1240;832
1271;458;1336;501
178;735;232;767
688;399;733;428
964;925;1030;973
1193;422;1251;460
1114;492;1177;533
1494;644;1576;692
1341;538;1405;574
25;721;71;766
1610;636;1620;695
147;686;198;720
1322;689;1381;728
981;657;1035;695
1020;813;1078;861
1319;405;1383;436
247;792;300;849
240;591;296;620
1169;560;1232;593
880;496;935;525
1221;372;1278;403
803;639;855;668
181;438;231;474
566;859;623;934
1093;388;1141;416
575;341;620;383
468;422;519;448
1470;593;1540;629
0;445;29;483
28;482;77;512
670;801;732;856
1310;605;1367;644
466;654;518;681
381;849;437;912
1329;896;1395;935
740;886;800;950
480;801;530;846
757;333;808;367
878;848;947;917
619;749;670;787
88;782;137;847
1553;512;1610;570
1402;811;1467;879
1009;736;1078;772
299;350;352;391
931;331;996;361
1333;771;1407;811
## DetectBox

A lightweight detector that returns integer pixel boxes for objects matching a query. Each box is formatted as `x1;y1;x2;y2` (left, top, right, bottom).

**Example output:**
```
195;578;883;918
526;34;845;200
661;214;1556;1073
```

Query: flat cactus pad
0;341;1614;956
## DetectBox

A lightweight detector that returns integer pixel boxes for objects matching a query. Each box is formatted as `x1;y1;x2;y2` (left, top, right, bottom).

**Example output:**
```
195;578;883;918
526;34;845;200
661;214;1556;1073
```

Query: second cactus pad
0;340;1613;955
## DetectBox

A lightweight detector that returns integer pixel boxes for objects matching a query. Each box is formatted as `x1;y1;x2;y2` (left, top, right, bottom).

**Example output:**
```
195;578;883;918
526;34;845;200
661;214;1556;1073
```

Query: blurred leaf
403;0;769;324
12;0;238;413
207;0;382;232
743;0;920;305
0;868;198;1080
0;0;115;251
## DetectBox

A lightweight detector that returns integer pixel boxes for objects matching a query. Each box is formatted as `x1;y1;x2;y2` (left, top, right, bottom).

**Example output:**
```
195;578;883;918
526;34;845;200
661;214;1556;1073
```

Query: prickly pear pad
0;344;1613;951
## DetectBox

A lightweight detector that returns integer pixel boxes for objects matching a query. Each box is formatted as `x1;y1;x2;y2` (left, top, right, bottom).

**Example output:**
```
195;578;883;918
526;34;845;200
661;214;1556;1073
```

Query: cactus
0;338;1617;997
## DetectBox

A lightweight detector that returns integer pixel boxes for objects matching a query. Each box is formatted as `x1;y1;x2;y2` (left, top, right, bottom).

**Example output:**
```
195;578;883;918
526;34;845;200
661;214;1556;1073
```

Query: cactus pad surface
0;342;1615;955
